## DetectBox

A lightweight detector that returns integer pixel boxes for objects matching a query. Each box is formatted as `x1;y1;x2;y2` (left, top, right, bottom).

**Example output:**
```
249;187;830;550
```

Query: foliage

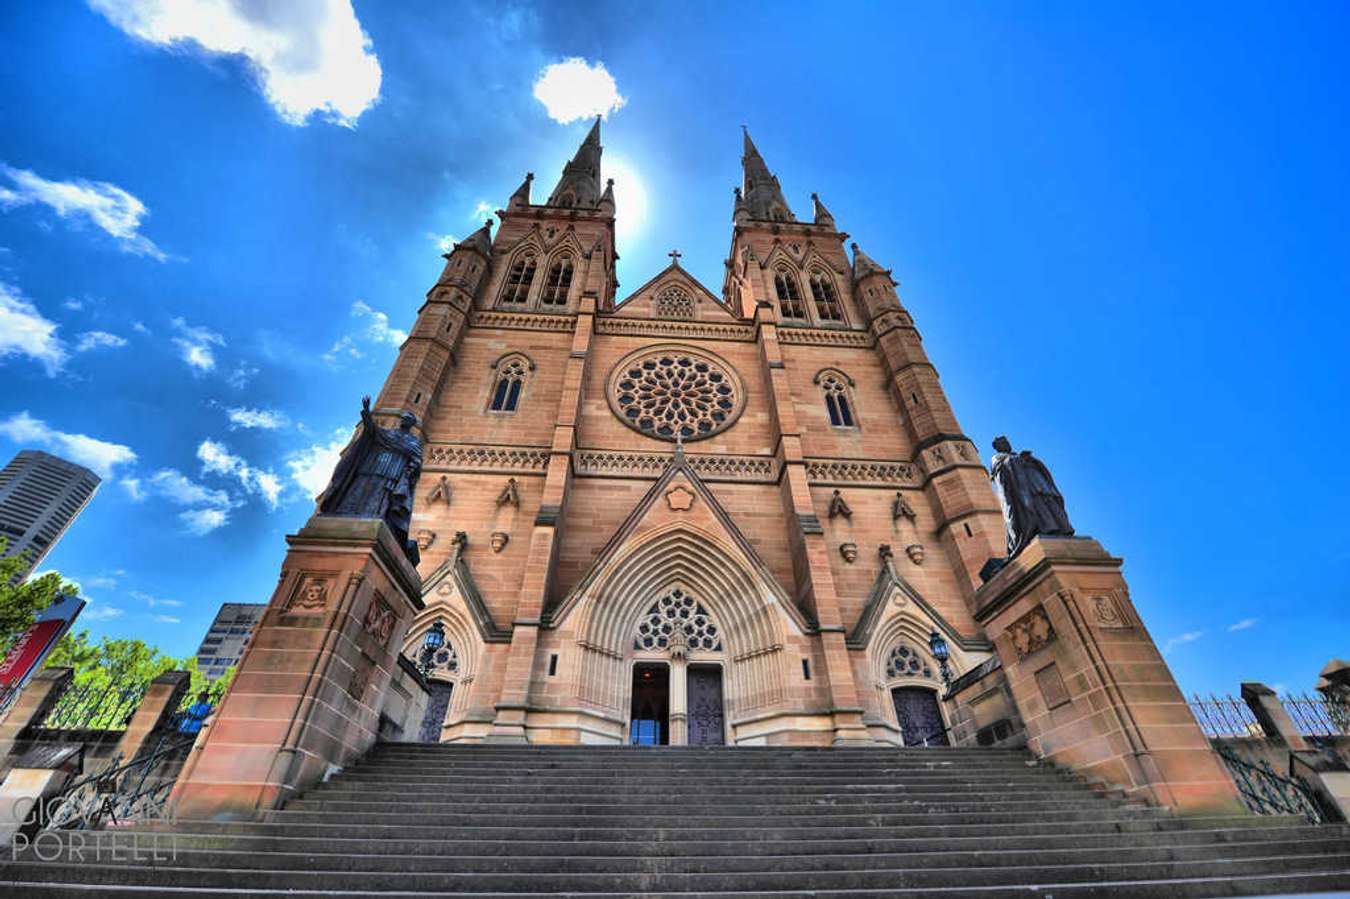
180;654;236;704
0;536;81;650
45;632;179;689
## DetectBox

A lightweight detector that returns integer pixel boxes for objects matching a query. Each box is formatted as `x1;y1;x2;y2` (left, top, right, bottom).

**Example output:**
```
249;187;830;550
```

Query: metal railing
1215;743;1326;824
42;728;197;830
1188;693;1262;738
33;682;148;734
1281;693;1350;737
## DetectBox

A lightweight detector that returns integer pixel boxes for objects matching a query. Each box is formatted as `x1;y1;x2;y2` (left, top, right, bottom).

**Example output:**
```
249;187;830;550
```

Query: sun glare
603;155;648;250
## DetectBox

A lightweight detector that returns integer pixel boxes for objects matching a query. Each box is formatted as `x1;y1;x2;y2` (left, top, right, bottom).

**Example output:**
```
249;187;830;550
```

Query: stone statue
989;435;1074;559
318;396;423;566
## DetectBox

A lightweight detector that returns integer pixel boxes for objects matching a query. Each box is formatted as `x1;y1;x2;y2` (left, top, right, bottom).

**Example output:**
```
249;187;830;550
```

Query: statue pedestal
975;536;1242;814
171;516;423;820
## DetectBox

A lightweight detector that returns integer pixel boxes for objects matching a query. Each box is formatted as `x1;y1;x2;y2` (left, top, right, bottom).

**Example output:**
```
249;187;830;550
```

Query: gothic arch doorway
891;686;948;746
629;663;669;745
687;664;725;746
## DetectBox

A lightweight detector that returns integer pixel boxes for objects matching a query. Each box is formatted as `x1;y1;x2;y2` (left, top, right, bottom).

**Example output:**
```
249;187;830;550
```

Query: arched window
540;254;574;306
488;356;529;412
818;370;856;428
499;252;536;305
634;587;722;652
810;269;844;322
885;642;936;681
774;267;807;320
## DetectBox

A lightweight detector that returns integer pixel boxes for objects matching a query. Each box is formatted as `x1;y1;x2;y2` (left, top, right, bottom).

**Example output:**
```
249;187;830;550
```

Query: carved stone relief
415;529;436;551
362;593;397;645
827;490;852;519
496;478;521;508
1007;605;1057;659
839;542;858;563
905;544;925;565
286;574;335;614
1090;593;1131;629
665;484;696;511
490;531;510;553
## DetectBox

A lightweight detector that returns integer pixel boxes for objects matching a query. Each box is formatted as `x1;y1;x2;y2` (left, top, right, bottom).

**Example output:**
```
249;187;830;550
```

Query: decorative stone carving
1007;606;1057;659
665;484;696;511
415;529;436;551
654;285;695;320
885;643;935;680
892;491;917;523
362;594;397;645
426;475;452;505
490;531;510;553
878;543;894;561
806;459;915;486
608;346;744;442
634;587;722;652
666;626;689;661
451;530;469;549
827;489;852;519
1090;593;1131;629
840;542;858;563
905;544;925;565
575;450;777;482
287;574;333;613
496;478;520;508
425;445;548;473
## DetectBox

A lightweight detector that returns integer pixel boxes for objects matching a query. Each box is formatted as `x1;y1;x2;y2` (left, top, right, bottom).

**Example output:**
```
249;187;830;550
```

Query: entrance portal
891;686;949;746
629;663;669;745
418;682;453;743
687;664;725;745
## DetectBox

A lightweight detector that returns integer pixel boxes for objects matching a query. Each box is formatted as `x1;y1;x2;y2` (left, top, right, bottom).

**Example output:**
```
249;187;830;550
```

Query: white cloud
75;330;129;352
428;233;457;254
83;604;126;622
225;363;258;389
131;321;150;335
0;411;137;478
120;477;143;501
85;574;119;590
471;200;492;220
532;58;626;124
90;0;382;127
287;429;349;499
226;407;287;430
147;468;231;508
151;613;182;624
197;438;283;509
180;506;228;535
323;301;405;366
130;590;184;608
63;298;84;311
0;163;167;259
0;279;67;374
1163;630;1206;653
1227;617;1259;632
171;317;225;372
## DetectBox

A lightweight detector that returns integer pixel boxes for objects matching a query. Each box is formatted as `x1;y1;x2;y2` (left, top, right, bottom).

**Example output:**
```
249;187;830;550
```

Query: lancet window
499;252;537;306
634;588;723;652
774;267;807;320
540;254;574;306
818;370;856;428
809;269;844;322
489;356;529;413
885;642;935;681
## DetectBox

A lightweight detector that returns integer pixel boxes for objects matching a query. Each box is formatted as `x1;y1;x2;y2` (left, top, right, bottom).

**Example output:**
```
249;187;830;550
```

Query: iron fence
1281;692;1350;737
1215;743;1326;824
34;682;148;734
1188;693;1262;738
0;683;19;719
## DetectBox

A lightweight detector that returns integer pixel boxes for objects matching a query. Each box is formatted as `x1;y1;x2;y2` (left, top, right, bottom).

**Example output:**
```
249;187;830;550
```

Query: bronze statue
989;435;1073;559
318;397;423;566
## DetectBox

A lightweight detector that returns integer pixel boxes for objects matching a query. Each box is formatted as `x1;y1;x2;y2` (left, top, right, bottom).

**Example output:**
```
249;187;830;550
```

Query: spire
450;220;493;259
598;177;615;216
547;117;603;208
811;192;836;228
508;172;533;209
739;127;795;223
850;241;889;281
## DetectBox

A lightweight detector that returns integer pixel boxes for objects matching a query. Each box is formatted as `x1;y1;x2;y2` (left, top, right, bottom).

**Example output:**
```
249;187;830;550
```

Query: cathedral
382;119;1016;747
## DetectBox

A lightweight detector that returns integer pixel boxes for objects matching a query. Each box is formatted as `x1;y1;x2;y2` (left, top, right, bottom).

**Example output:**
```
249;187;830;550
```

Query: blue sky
0;2;1345;695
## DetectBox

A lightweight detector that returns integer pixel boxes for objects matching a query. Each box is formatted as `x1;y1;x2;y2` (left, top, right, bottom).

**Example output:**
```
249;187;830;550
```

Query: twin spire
546;117;605;209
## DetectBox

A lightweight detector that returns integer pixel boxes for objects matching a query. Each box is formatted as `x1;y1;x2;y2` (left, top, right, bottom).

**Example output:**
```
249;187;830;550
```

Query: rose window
655;286;694;319
609;347;743;442
634;588;723;652
885;643;934;680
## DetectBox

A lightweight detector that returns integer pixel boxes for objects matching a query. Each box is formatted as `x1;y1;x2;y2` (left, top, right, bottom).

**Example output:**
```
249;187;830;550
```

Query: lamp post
419;621;446;677
928;629;952;687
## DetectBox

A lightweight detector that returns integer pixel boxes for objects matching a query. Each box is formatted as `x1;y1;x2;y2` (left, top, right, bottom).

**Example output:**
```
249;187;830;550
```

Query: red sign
0;594;84;689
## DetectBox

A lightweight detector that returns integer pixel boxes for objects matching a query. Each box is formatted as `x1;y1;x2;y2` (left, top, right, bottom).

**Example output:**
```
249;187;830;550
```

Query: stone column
1240;682;1310;751
171;516;422;820
975;536;1242;814
1244;679;1350;822
668;634;688;746
0;667;72;775
113;670;190;763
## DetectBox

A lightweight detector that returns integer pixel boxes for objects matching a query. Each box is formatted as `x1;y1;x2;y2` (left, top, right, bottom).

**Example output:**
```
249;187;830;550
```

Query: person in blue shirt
178;691;213;734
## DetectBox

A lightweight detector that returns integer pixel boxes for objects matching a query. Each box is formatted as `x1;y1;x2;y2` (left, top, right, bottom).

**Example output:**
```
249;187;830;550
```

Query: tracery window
818;371;856;428
654;285;694;319
610;348;741;442
634;588;722;652
500;252;537;305
425;637;461;679
885;642;935;681
809;269;844;322
774;267;807;320
489;356;529;412
540;254;574;306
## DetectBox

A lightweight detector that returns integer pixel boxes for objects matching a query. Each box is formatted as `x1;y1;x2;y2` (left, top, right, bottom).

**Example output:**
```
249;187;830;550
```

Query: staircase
4;743;1350;897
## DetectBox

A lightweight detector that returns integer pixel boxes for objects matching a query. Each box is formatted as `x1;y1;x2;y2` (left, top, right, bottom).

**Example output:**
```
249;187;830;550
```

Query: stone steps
1;743;1348;896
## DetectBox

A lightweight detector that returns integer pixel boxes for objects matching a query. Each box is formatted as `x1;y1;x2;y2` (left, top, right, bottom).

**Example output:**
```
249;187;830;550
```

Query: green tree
0;537;81;650
181;655;236;703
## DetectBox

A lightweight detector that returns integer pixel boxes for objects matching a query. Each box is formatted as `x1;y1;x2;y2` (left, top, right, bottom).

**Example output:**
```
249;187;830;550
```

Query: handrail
1215;743;1325;825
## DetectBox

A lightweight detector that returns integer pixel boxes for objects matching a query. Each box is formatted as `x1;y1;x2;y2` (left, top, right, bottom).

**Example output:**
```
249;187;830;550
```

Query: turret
811;192;836;229
507;172;533;210
850;241;899;324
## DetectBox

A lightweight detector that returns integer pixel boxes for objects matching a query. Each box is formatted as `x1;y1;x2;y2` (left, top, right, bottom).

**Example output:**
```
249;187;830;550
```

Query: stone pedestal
171;517;422;820
975;536;1242;814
